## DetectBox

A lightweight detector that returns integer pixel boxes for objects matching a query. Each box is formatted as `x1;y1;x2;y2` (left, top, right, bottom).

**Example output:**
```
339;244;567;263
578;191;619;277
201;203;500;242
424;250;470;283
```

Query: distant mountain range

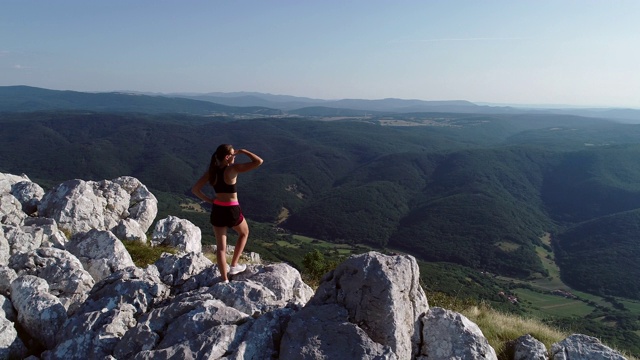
2;85;640;123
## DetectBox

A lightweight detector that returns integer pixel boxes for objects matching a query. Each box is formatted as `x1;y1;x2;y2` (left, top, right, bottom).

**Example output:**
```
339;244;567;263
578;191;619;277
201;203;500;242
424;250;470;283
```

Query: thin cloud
389;37;529;44
12;64;30;70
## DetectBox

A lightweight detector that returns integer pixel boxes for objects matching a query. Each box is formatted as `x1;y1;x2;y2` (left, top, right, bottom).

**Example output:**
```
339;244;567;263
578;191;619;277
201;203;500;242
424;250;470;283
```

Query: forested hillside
2;108;640;300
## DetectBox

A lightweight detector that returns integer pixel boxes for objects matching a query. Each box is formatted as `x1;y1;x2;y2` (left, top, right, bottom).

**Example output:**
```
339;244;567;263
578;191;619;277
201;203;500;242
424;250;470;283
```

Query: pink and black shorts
210;200;244;228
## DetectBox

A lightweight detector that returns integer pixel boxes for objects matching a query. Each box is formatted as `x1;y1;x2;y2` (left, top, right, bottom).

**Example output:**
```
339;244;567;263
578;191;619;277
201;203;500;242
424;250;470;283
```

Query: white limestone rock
38;177;157;238
0;226;9;265
0;265;17;296
514;334;548;360
45;266;170;360
154;251;213;290
151;215;202;253
419;307;497;360
306;251;429;360
114;218;148;243
551;334;627;360
10;275;67;349
11;180;45;215
0;312;27;360
280;303;398;360
66;229;136;283
0;193;26;226
112;176;158;232
8;247;94;314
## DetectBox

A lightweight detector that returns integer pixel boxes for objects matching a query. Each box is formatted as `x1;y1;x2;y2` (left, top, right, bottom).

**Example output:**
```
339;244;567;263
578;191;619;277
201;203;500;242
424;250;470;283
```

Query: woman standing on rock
192;144;263;283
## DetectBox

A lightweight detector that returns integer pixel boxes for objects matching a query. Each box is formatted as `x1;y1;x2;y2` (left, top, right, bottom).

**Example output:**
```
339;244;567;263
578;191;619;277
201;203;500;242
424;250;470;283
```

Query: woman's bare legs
213;225;229;281
230;218;249;267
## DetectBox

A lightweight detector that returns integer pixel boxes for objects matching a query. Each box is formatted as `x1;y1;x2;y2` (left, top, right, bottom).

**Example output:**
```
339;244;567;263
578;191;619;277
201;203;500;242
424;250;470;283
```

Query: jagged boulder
0;311;28;360
419;307;498;360
0;193;26;226
114;257;313;360
66;229;136;282
115;290;252;359
282;251;429;360
38;176;158;238
0;294;15;322
114;217;148;243
11;275;67;349
0;265;17;296
0;173;29;193
0;227;9;265
22;217;68;249
9;247;95;314
43;266;170;360
154;251;215;292
11;180;45;215
112;176;158;232
514;334;547;360
210;263;314;316
151;215;202;253
3;218;68;262
551;334;626;360
0;293;27;358
281;303;398;359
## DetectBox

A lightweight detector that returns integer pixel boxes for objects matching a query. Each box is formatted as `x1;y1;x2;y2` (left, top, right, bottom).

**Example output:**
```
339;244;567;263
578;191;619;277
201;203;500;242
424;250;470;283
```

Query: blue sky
2;0;640;108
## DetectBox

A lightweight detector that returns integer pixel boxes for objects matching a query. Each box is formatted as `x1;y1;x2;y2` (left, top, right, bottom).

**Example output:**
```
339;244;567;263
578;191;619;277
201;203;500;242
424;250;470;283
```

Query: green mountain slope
555;209;640;299
0;86;281;115
2;109;640;299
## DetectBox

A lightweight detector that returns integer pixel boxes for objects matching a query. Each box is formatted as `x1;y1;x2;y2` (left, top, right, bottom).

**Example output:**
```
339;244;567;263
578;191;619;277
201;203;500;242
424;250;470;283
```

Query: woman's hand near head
231;148;263;173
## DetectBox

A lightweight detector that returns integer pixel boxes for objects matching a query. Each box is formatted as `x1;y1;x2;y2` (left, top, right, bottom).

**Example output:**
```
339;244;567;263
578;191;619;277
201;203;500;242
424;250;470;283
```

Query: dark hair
208;144;233;186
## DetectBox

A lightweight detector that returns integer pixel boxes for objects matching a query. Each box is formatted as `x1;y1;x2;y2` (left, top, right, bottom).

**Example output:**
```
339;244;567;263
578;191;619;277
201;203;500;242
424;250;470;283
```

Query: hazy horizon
2;1;640;109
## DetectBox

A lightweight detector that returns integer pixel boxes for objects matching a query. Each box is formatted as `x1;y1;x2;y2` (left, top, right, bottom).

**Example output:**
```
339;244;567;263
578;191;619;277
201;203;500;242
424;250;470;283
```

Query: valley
2;86;640;355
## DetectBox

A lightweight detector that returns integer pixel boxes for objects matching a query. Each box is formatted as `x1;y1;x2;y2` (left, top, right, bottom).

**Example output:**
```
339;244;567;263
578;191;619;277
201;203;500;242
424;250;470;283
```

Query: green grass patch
514;288;593;317
123;240;177;267
495;241;520;252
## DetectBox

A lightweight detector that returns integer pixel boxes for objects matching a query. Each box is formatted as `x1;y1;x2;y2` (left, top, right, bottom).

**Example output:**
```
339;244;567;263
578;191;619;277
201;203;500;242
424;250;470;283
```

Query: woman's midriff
215;193;238;203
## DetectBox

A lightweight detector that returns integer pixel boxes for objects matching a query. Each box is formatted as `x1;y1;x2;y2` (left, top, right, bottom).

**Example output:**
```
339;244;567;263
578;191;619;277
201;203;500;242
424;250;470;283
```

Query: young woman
192;144;263;282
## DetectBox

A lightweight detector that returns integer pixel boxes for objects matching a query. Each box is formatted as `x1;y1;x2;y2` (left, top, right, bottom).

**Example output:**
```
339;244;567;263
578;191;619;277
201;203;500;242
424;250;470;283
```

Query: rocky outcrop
420;307;497;359
551;334;626;359
66;229;136;282
38;176;157;236
151;215;202;253
514;334;547;360
0;172;633;359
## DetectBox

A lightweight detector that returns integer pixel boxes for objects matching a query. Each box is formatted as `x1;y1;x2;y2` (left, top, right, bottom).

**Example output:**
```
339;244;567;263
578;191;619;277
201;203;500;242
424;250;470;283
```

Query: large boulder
23;217;68;249
11;275;67;349
43;266;170;360
11;180;45;215
0;193;26;226
151;216;202;253
38;177;157;237
0;311;28;360
112;176;158;232
0;294;25;358
551;334;626;360
0;265;17;296
281;303;398;360
115;291;252;360
3;218;68;262
9;247;95;314
419;307;497;360
0;173;30;193
210;263;314;316
0;227;9;265
514;334;548;360
282;251;429;360
154;251;215;292
66;229;136;282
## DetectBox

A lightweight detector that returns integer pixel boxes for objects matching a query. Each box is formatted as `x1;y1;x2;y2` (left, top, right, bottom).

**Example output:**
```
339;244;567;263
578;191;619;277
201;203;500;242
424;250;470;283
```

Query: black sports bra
212;166;237;193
